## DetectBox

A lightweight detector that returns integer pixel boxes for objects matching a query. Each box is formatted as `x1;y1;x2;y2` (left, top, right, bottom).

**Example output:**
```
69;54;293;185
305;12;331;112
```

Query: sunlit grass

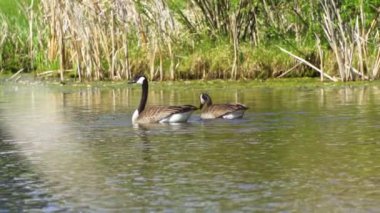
0;0;28;25
0;0;19;16
1;0;379;82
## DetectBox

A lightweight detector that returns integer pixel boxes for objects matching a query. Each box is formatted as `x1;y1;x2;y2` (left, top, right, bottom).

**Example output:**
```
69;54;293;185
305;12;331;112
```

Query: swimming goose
199;93;248;119
129;75;197;124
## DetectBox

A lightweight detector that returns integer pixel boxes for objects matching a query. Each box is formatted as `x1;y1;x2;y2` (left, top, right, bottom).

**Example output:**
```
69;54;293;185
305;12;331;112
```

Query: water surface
0;82;379;212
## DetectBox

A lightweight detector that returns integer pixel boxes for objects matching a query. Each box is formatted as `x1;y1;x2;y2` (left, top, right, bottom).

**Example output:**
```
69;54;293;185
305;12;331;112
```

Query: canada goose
129;75;197;124
199;93;248;119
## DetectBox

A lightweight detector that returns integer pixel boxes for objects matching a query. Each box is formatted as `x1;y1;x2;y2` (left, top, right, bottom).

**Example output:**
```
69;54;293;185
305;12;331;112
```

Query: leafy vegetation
1;0;380;82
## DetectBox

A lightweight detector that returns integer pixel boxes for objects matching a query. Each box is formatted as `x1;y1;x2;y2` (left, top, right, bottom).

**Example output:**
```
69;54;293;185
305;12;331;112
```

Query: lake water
0;81;379;212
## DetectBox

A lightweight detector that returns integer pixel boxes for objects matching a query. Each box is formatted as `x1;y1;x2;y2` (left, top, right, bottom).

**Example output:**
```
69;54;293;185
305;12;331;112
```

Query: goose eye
200;94;206;103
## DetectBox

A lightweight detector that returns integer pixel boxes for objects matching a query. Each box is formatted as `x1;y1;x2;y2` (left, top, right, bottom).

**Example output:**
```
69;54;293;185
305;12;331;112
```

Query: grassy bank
0;0;30;72
1;0;380;82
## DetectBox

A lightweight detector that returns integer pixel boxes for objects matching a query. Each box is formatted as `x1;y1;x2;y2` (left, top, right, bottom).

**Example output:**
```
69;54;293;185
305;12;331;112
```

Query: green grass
0;0;31;72
0;0;377;82
0;0;19;15
0;0;28;26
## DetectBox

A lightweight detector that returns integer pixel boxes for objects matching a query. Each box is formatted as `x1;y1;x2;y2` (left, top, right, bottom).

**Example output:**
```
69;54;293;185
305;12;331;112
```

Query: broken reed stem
277;62;302;78
279;47;338;82
8;68;24;81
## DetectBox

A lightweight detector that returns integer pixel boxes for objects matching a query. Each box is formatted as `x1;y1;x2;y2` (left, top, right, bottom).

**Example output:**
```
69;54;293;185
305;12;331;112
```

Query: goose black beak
128;80;136;84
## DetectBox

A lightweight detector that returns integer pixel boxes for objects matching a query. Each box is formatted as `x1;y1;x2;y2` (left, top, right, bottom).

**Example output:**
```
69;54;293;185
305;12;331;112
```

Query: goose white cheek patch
200;95;205;104
136;77;146;84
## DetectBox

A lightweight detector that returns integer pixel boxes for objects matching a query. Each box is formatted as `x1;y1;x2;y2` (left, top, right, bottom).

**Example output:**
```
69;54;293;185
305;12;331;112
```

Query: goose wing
207;104;248;118
137;105;197;123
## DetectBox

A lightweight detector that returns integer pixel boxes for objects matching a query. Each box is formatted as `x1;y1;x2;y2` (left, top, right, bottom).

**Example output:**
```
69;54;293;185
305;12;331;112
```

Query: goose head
200;93;212;109
129;75;147;85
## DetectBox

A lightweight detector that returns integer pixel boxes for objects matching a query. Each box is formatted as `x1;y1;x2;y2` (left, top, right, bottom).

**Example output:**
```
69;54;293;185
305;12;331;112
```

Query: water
0;82;379;212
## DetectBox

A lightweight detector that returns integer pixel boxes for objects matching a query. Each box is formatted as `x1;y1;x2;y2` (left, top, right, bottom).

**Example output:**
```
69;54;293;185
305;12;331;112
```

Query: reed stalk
321;0;354;81
231;13;239;80
28;0;34;73
279;47;338;82
3;0;380;82
319;0;380;81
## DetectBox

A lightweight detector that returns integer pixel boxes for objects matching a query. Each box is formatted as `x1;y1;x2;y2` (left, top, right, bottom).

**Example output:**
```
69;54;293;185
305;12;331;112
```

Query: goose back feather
200;93;248;119
134;105;197;124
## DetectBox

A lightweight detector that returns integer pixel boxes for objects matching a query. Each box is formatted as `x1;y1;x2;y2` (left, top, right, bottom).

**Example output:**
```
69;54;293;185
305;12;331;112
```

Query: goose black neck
138;79;148;113
207;98;212;106
205;95;212;106
200;96;212;110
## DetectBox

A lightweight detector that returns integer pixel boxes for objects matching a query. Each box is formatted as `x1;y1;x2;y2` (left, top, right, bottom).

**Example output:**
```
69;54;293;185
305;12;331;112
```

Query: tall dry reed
281;0;380;82
3;0;380;81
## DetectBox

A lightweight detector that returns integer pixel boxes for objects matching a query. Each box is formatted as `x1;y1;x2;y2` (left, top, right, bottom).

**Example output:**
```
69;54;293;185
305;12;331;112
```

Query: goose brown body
134;105;197;124
199;93;248;119
129;75;197;124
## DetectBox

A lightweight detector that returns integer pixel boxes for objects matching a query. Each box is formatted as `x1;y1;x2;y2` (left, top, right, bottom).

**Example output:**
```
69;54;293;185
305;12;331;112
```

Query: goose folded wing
210;104;248;118
137;105;197;123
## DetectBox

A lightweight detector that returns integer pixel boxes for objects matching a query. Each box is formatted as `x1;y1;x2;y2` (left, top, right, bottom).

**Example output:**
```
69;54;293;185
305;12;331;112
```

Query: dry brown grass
37;0;180;81
3;0;380;82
